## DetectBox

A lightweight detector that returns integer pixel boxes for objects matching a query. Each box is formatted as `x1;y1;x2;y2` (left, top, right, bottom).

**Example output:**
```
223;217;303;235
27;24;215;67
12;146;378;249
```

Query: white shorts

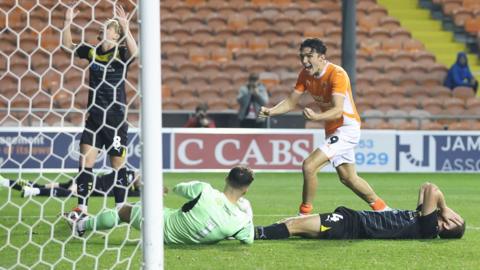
319;126;360;168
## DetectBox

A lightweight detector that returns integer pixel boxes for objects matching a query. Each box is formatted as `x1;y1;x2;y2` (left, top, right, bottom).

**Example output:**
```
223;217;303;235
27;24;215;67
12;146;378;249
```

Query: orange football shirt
295;63;361;136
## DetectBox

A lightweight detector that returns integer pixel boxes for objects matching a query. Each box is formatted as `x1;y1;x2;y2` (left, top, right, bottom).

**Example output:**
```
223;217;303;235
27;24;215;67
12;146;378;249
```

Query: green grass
1;173;479;269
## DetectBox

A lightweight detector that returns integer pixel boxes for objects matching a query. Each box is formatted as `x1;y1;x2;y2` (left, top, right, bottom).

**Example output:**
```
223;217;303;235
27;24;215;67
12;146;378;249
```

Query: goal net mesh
0;0;143;269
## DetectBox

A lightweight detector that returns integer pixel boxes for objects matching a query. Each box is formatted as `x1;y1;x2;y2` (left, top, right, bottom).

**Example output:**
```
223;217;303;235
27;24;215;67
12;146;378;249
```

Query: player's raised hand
303;107;318;121
65;6;79;24
115;5;129;29
258;106;271;118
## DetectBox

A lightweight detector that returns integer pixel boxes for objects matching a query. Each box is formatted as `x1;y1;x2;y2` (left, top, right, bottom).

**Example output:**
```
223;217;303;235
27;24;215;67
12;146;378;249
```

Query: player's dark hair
227;166;254;188
195;102;209;113
300;38;327;55
439;220;466;239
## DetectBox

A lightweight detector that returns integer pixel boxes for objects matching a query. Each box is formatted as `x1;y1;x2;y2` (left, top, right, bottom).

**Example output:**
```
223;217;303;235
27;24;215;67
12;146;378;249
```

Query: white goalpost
139;0;163;269
0;0;163;269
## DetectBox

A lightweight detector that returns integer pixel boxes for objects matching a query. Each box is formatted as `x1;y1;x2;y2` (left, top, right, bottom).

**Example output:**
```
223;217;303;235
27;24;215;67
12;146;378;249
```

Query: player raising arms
259;38;388;215
66;166;255;245
62;5;138;214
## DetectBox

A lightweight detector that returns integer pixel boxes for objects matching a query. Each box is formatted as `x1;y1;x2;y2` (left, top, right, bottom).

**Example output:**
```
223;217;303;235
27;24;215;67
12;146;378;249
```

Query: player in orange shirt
259;38;389;215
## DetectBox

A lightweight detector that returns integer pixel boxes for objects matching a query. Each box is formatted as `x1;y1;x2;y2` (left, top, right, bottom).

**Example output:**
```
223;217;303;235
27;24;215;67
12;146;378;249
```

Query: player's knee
421;182;432;189
302;159;315;174
423;182;438;193
284;217;302;232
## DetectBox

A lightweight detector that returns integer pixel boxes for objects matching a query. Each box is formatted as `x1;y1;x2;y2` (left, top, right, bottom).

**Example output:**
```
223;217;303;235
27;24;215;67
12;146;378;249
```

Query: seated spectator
444;52;478;93
237;73;269;128
184;103;216;128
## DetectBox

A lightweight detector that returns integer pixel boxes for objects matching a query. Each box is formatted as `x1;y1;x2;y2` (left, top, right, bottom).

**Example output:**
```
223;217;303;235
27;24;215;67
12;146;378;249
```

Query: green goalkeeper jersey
163;181;254;245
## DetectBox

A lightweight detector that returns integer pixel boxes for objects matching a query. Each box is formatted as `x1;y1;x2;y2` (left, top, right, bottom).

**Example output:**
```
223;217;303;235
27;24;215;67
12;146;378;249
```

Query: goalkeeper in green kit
65;166;255;244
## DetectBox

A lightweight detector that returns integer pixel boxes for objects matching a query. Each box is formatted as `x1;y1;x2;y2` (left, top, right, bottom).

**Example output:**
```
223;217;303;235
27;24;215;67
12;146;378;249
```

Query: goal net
0;0;161;268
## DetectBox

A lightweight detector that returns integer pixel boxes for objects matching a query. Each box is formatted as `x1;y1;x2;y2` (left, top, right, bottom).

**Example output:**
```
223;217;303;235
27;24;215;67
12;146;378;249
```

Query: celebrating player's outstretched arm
258;91;302;118
62;6;79;50
115;5;138;57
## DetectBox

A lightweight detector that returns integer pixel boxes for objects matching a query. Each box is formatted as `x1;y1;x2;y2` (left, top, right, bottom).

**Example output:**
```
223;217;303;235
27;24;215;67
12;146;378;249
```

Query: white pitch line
3;215;480;231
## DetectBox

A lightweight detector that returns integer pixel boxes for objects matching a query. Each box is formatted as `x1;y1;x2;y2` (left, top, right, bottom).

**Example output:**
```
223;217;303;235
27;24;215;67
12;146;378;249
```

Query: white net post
139;0;163;269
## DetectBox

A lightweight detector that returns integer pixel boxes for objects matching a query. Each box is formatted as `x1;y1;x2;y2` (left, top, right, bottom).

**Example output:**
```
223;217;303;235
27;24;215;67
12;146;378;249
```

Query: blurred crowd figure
237;73;269;128
444;52;478;93
184;103;216;128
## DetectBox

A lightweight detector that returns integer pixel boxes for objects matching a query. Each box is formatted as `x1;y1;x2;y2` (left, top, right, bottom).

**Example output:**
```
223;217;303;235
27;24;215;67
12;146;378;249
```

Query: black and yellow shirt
76;44;133;116
320;206;439;239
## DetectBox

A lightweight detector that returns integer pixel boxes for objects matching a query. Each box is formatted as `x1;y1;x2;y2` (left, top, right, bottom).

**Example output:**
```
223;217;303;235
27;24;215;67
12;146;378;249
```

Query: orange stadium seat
162;98;182;110
196;3;215;17
452;8;473;27
448;121;472;130
215;3;236;17
201;37;225;51
169;25;191;40
170;2;193;17
173;85;197;99
367;5;389;17
466;99;480;114
198;88;221;100
206;14;227;29
392;51;415;65
420;97;444;114
226;36;247;53
207;98;230;111
422;121;444;130
452;86;475;99
409;109;431;125
227;13;248;30
363;109;384;125
379;17;401;30
186;73;210;89
386;109;408;125
189;48;210;63
393;120;417;130
397;98;419;111
248;37;269;51
191;25;213;40
402;39;425;52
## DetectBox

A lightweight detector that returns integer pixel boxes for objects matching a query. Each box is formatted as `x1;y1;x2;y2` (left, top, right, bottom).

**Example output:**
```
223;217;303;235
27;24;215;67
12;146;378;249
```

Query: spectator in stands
444;52;478;93
237;73;269;128
184;103;216;128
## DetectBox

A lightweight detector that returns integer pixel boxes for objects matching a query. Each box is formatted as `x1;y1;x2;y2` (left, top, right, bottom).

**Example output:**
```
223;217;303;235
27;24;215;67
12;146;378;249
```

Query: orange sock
299;203;313;215
370;198;387;211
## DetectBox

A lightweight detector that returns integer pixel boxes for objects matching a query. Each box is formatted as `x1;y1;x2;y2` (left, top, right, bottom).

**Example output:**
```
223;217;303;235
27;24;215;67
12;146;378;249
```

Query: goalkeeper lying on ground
65;166;255;244
255;182;465;240
0;170;140;197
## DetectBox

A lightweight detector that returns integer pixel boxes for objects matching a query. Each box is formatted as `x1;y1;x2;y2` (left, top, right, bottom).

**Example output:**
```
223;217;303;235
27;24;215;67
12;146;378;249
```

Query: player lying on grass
255;182;465;240
259;38;389;215
65;166;255;244
0;170;140;197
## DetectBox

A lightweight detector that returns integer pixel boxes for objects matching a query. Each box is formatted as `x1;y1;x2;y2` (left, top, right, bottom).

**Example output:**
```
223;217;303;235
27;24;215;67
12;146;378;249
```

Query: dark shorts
80;113;128;157
318;212;351;239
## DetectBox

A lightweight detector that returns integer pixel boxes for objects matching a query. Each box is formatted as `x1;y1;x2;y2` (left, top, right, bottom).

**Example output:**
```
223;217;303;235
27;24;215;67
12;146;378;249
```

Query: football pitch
1;172;479;269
